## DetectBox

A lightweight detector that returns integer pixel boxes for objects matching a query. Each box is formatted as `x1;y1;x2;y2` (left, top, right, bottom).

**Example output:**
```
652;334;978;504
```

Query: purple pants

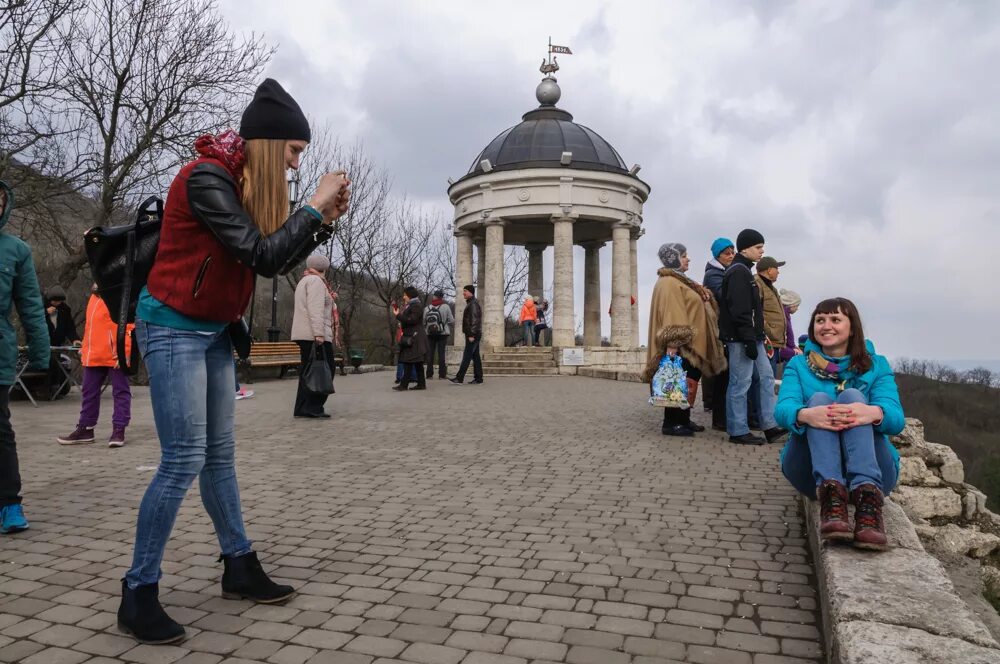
78;366;132;429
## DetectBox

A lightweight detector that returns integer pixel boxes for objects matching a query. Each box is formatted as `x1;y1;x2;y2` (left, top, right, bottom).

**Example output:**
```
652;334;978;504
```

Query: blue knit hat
711;237;734;259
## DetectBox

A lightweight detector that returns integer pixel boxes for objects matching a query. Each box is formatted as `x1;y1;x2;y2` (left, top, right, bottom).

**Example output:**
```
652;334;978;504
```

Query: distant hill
896;374;1000;508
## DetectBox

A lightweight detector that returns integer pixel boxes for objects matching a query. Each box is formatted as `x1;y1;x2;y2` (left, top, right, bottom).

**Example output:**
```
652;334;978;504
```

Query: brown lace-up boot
850;483;889;551
817;480;852;542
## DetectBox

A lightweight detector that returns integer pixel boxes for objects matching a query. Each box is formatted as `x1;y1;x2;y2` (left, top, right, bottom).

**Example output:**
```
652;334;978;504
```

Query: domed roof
462;77;629;180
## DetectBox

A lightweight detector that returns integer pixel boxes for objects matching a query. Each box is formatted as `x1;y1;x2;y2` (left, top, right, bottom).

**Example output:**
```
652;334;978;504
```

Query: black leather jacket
188;162;333;278
462;297;482;338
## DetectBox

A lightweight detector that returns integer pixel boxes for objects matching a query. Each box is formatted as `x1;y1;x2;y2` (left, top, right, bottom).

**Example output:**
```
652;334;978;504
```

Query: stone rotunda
447;71;650;375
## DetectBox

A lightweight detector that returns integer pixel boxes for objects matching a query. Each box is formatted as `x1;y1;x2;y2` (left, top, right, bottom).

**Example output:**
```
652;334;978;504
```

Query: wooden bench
237;342;346;383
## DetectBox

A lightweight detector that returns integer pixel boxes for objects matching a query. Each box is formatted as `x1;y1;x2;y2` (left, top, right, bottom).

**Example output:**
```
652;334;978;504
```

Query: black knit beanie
463;284;475;296
737;228;765;251
239;79;311;142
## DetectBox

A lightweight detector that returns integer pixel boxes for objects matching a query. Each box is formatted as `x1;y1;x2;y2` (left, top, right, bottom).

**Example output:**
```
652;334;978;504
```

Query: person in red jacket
117;79;351;646
57;285;134;447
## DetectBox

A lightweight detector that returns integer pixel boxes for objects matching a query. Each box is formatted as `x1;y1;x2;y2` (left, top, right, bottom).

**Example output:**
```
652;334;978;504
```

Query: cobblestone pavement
0;373;822;664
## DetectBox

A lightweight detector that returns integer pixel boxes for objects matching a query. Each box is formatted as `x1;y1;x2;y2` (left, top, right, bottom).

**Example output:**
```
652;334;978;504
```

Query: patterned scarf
194;129;247;175
806;351;849;393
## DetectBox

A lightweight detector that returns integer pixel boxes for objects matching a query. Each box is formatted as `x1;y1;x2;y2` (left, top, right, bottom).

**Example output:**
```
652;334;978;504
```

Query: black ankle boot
117;579;185;644
221;551;295;603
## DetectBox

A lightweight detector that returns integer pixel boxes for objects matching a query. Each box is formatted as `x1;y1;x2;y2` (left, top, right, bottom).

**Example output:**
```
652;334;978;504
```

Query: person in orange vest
57;285;133;447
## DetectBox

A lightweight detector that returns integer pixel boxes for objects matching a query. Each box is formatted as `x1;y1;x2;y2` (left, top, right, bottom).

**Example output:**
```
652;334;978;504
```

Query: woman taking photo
118;79;350;644
776;297;904;551
645;242;727;436
392;286;429;391
291;254;336;418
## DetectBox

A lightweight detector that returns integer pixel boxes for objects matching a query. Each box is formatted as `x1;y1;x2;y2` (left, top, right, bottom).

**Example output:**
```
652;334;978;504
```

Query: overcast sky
220;0;997;362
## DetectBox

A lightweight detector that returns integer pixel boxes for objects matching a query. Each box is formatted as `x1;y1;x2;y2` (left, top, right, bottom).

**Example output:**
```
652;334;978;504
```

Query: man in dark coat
393;286;429;391
44;286;79;346
450;285;483;385
718;229;787;446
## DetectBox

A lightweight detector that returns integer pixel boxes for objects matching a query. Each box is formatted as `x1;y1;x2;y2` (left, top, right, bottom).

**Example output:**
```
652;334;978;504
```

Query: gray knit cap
657;243;687;269
305;254;330;272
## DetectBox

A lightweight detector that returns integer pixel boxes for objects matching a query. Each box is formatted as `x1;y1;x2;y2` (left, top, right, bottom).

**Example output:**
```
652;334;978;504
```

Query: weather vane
540;36;572;76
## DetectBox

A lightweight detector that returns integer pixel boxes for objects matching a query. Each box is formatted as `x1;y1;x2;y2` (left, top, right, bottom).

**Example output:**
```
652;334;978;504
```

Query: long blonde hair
240;139;289;237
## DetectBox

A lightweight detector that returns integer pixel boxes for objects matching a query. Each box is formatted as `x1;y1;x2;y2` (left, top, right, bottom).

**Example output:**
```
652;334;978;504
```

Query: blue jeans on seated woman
781;388;898;496
125;321;252;588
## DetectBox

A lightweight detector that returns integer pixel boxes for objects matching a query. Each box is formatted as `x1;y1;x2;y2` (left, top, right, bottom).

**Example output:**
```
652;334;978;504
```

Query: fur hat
658;242;687;269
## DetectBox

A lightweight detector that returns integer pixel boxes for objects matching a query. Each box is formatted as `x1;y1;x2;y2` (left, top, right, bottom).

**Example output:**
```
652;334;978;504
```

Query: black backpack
425;305;444;336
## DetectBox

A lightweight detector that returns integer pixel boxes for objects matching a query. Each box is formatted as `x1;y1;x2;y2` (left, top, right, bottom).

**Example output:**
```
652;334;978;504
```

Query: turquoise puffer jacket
775;339;905;468
0;191;49;385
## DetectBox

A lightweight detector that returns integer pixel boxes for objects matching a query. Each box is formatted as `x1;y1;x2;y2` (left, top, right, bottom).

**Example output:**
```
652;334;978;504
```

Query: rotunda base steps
446;345;646;380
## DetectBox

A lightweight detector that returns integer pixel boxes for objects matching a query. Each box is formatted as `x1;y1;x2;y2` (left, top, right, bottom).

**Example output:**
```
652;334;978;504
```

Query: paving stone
445;630;508;653
28;624;94;648
565;645;630;664
561;629;624;650
20;646;91;664
503;638;567;661
304;651;374;664
0;377;821;664
291;629;354;650
502;620;564;642
398;642;466;664
267;644;317;664
344;636;407;658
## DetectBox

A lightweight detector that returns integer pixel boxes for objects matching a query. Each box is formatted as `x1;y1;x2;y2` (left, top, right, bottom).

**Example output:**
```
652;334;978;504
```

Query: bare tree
44;0;271;285
964;367;994;389
298;132;393;354
363;199;439;350
0;0;85;204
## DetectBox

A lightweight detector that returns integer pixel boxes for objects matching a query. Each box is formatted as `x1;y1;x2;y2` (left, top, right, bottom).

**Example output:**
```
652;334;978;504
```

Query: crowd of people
645;228;905;550
0;77;910;651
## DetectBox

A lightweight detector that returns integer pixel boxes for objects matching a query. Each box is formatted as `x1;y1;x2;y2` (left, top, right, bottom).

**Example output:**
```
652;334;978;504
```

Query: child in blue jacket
776;297;904;551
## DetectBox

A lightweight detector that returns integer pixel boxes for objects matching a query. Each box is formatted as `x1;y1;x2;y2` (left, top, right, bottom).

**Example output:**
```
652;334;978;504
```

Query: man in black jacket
719;229;787;445
450;285;483;385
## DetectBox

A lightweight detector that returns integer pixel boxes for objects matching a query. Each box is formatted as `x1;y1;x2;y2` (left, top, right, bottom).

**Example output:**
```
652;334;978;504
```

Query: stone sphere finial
536;76;561;106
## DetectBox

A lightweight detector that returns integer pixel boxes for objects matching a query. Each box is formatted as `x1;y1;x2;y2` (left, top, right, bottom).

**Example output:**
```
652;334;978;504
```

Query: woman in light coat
291;254;335;417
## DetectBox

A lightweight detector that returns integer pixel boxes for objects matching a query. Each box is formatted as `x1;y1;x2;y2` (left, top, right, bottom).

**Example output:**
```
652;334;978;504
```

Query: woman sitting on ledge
776;297;904;551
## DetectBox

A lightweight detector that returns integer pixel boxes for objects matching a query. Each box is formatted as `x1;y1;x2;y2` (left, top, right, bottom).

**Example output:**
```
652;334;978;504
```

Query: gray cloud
220;0;997;360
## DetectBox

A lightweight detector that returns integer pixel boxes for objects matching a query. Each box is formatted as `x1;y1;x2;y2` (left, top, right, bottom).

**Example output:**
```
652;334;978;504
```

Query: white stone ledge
804;497;1000;663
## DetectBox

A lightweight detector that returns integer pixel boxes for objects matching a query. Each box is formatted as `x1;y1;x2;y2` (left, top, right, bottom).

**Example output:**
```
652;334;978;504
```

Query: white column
630;232;640;347
610;222;633;347
582;241;604;347
475;238;486;291
483;220;505;349
526;244;545;300
551;216;576;347
454;232;474;345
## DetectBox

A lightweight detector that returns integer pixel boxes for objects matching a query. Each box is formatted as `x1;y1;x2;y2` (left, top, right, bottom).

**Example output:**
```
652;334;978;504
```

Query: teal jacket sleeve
775;355;807;435
869;355;905;436
14;247;50;370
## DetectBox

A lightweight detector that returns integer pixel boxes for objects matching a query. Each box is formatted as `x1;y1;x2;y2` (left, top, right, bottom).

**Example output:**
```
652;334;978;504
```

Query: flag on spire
551;44;573;55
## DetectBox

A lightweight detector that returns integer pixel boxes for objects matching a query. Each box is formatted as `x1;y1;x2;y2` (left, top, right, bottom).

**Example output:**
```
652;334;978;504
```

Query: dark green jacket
0;202;49;384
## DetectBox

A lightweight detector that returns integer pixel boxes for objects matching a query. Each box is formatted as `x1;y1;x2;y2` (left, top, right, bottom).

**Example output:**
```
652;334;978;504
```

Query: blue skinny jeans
125;321;252;588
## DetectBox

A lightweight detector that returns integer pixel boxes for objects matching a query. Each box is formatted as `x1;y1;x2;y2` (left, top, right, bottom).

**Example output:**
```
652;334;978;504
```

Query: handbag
228;317;253;360
302;343;334;395
84;196;163;375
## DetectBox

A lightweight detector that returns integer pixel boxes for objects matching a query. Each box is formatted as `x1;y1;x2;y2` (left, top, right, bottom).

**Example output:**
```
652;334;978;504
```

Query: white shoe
235;388;255;400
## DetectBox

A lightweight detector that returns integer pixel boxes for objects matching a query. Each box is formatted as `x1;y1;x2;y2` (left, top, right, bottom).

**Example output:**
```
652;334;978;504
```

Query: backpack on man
425;304;445;336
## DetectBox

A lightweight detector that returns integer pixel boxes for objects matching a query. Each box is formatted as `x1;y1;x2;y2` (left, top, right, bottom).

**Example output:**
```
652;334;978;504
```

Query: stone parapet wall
807;418;1000;663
